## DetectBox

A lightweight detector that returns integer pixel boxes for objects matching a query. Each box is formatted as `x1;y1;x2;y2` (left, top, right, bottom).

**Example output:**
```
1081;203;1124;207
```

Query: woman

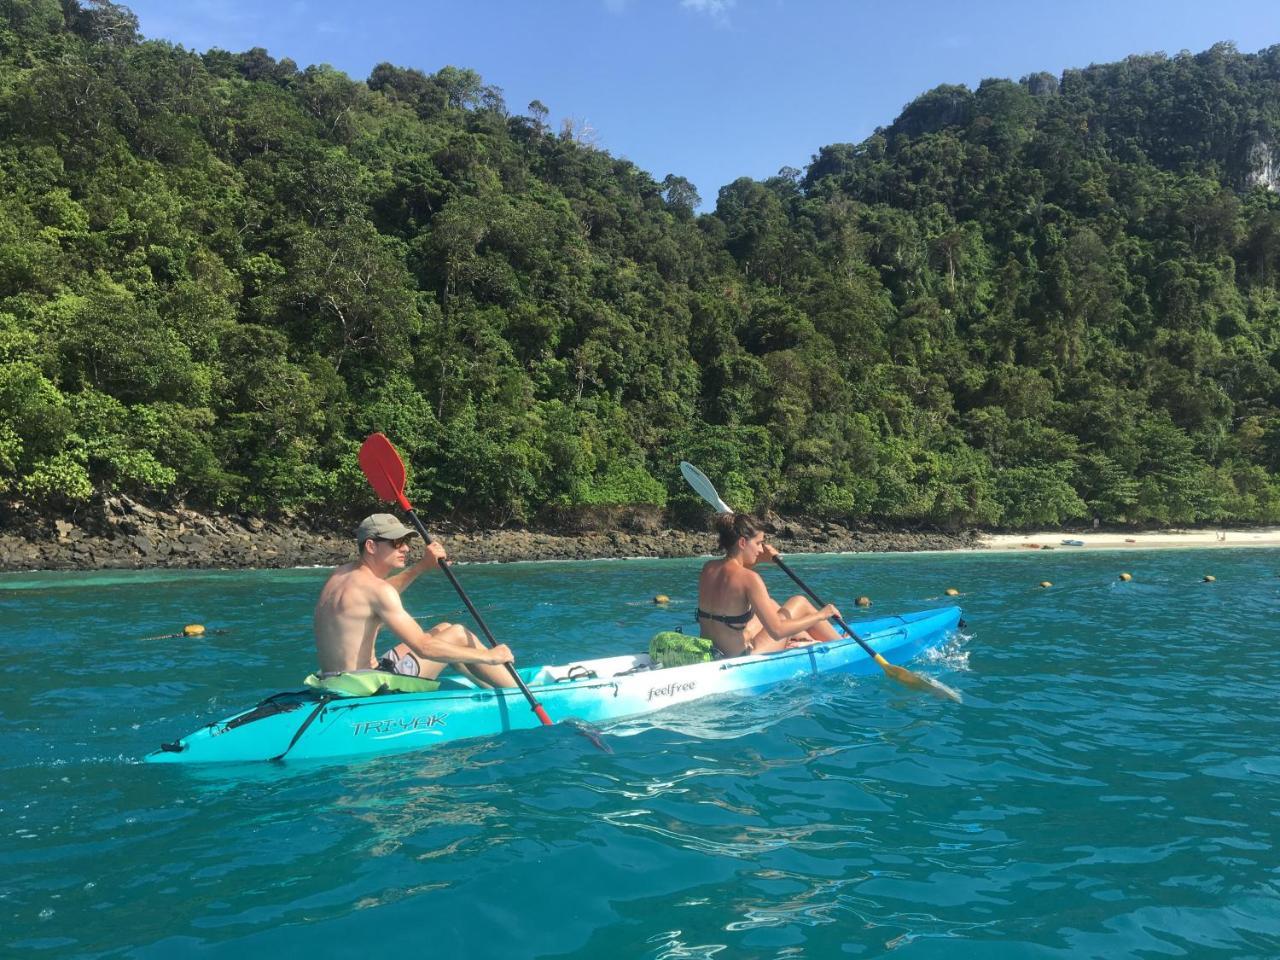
696;512;841;657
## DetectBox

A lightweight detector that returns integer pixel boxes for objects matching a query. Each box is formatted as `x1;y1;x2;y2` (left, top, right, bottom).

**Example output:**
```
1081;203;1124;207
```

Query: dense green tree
2;7;1279;530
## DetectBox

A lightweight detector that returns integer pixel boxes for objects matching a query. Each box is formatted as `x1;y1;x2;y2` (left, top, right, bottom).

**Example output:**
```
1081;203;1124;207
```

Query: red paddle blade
359;433;409;506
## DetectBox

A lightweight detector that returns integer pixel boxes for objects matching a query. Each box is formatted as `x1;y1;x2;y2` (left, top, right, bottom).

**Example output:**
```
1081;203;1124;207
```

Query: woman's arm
742;572;838;642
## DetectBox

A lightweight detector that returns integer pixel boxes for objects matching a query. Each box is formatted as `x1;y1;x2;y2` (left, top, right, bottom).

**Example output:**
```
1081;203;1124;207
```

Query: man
313;513;516;687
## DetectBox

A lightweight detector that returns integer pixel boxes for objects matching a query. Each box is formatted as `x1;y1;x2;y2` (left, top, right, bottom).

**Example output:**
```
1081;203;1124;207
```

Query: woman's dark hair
714;512;761;551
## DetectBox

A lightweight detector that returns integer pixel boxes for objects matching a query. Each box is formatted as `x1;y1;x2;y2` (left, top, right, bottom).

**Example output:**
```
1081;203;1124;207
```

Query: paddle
359;432;554;726
678;461;961;702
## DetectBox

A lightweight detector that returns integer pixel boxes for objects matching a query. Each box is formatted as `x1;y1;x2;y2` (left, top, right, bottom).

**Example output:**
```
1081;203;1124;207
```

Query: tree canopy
3;6;1280;528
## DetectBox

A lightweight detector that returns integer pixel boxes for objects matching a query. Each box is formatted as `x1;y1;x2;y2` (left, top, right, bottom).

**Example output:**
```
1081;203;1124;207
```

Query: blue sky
123;0;1279;210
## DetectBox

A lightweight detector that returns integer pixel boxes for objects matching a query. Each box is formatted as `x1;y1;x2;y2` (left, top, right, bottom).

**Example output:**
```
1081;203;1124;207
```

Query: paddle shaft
386;490;553;726
770;555;884;662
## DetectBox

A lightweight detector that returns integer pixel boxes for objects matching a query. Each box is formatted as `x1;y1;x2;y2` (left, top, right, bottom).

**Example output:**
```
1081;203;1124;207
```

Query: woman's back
697;557;757;653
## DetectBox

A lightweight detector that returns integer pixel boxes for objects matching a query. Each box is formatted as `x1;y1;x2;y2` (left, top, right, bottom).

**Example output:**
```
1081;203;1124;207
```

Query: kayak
146;605;962;765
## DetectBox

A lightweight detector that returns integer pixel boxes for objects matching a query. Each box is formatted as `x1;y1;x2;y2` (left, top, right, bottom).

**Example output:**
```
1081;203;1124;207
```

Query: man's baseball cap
356;513;416;545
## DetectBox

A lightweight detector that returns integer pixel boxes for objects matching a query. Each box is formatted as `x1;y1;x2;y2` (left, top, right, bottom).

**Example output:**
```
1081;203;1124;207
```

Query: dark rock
0;496;986;572
130;502;157;521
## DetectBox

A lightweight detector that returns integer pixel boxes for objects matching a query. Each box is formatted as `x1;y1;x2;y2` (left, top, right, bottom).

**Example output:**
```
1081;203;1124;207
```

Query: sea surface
2;547;1280;958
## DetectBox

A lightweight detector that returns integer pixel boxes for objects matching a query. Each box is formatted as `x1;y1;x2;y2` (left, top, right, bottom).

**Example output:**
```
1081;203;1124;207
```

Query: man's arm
372;582;510;665
385;541;446;594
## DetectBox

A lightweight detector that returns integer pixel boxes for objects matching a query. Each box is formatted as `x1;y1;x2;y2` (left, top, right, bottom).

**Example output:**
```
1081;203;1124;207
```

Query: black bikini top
695;607;754;629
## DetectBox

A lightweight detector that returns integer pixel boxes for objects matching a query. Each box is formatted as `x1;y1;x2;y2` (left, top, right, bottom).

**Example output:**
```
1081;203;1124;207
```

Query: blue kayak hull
146;605;962;764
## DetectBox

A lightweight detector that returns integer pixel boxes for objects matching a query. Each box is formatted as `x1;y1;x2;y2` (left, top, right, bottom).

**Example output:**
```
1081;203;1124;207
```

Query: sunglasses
377;535;413;548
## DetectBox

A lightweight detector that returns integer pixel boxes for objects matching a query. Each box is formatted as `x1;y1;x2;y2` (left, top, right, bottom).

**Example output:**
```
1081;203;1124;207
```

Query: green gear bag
649;631;715;667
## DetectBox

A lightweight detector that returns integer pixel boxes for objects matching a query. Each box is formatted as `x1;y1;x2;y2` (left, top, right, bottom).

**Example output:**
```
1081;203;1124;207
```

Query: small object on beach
1039;581;1052;588
653;594;670;605
1024;543;1040;549
945;587;960;596
1118;572;1132;582
855;596;872;607
1040;544;1054;550
1061;539;1085;547
1124;538;1136;543
183;624;206;637
1203;575;1215;583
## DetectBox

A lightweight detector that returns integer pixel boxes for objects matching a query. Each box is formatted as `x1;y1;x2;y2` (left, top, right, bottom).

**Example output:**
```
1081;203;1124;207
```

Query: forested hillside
3;0;1280;529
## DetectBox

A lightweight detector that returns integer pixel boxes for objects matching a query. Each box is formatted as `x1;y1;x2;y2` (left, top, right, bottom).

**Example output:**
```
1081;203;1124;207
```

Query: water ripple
4;550;1280;956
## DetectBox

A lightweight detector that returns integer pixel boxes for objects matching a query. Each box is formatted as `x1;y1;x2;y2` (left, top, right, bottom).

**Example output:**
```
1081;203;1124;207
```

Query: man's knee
435;622;481;647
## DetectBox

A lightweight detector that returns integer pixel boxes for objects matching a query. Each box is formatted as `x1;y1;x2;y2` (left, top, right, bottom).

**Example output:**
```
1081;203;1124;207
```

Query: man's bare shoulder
351;569;401;611
322;560;360;582
318;563;394;603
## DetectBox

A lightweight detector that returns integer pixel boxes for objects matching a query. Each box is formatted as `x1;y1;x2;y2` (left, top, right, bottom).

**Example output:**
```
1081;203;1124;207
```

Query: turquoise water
3;548;1280;958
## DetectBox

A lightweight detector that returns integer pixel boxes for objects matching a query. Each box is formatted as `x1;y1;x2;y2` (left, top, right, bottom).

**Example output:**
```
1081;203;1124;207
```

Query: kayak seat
649;631;715;667
304;671;442;697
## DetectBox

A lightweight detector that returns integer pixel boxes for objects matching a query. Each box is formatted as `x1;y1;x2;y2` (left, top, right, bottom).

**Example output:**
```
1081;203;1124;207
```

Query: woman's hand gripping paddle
678;461;961;703
358;433;555;726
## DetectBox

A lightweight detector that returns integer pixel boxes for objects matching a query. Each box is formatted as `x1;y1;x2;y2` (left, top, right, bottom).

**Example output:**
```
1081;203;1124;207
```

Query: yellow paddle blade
874;654;963;703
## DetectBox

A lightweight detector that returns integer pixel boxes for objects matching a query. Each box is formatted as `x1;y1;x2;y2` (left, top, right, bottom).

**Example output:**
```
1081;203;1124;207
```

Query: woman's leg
778;595;841;643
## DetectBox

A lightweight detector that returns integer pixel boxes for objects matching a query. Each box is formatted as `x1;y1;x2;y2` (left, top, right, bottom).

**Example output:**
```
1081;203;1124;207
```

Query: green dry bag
649;631;715;667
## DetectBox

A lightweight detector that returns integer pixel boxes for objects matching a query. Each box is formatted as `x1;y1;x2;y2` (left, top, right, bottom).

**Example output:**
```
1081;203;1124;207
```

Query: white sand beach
979;527;1280;552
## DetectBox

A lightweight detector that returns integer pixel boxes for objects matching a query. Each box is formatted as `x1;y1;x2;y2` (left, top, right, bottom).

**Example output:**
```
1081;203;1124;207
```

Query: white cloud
681;0;735;16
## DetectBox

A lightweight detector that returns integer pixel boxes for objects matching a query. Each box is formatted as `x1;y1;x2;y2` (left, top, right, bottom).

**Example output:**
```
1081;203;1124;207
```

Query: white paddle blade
679;461;733;513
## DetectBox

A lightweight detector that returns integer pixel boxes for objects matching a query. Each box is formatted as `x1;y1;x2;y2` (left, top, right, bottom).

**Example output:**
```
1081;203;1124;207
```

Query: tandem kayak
146;605;962;765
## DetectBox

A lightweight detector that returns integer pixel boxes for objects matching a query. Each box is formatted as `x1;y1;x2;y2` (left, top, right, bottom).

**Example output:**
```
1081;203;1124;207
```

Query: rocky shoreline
0;496;982;573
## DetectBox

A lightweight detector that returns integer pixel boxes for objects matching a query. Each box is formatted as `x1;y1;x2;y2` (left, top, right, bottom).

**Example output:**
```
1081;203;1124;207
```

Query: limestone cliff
1245;134;1280;191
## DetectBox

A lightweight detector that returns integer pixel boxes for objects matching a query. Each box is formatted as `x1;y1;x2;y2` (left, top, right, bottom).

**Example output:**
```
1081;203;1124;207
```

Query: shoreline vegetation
3;497;1277;573
3;15;1280;546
